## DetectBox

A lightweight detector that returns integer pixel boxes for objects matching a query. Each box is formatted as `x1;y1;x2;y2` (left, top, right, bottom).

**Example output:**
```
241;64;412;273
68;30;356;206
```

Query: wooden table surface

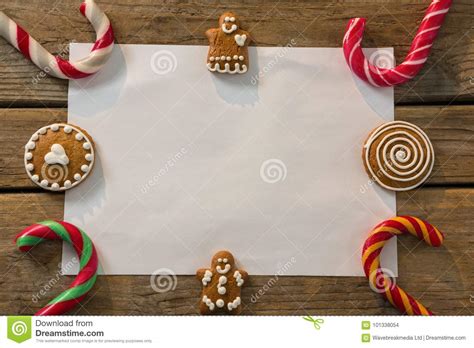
1;0;473;316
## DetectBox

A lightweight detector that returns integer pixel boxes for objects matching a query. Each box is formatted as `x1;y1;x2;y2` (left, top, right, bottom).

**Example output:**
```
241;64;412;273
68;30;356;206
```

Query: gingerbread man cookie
24;123;96;191
206;12;251;74
196;250;248;315
362;121;434;191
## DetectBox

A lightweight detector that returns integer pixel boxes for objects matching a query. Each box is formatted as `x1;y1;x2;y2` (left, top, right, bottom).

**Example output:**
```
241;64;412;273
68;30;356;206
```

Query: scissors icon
303;316;324;330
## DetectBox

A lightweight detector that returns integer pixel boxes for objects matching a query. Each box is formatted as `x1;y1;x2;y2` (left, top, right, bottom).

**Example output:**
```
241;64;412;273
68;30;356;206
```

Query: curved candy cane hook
343;0;452;87
0;0;114;79
362;216;444;315
15;220;98;315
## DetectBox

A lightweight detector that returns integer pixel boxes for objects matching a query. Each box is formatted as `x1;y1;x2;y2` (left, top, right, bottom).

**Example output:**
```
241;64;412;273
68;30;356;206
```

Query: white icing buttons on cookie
24;123;95;192
217;275;227;295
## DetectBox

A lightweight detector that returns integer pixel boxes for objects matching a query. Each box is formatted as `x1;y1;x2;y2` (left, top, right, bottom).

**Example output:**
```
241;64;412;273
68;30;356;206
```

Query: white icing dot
74;173;82;181
233;55;239;60
226;56;231;61
83;142;91;150
51;183;60;191
239;56;244;61
81;165;89;173
32;175;39;182
75;133;84;141
215;56;220;61
396;150;406;160
40;179;49;187
223;258;228;263
220;56;225;61
51;124;60;131
210;56;215;61
85;153;93;162
218;258;222;262
218;287;226;295
26;163;34;171
39;128;47;135
31;134;39;141
64;126;73;134
216;299;224;308
64;180;72;188
26;142;36;150
25;152;33;160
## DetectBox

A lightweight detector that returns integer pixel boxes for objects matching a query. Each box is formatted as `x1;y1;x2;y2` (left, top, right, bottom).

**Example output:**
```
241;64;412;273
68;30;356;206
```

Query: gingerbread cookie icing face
206;12;250;74
24;123;95;191
196;250;248;315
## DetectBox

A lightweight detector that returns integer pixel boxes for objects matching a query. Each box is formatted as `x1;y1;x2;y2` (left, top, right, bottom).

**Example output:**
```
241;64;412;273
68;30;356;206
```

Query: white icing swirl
364;121;434;191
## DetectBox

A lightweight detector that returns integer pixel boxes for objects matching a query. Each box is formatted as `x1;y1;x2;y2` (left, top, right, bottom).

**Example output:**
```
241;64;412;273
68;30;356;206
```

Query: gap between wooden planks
1;105;473;189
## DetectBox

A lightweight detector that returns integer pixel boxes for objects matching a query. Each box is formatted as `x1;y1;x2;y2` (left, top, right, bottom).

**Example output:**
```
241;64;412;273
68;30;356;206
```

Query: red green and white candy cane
15;220;98;315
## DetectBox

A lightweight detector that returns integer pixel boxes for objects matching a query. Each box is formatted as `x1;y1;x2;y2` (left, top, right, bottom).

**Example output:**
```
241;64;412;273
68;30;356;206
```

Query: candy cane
15;220;98;315
0;0;114;79
343;0;452;87
362;216;444;315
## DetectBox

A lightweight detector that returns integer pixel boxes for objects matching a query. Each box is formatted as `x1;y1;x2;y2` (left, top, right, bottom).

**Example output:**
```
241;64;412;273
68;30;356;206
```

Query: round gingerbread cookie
24;123;95;191
362;121;434;191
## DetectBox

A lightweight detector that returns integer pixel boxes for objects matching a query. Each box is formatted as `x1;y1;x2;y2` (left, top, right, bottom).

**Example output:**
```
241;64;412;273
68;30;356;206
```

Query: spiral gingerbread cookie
24;123;95;191
362;121;434;191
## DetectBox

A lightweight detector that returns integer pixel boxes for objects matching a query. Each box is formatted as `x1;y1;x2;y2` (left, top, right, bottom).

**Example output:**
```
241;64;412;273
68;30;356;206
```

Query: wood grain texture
0;0;472;106
1;105;473;189
0;188;472;315
0;0;473;317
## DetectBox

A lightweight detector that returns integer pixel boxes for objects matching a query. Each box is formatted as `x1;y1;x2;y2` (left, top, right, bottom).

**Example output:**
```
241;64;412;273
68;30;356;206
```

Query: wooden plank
1;105;473;189
0;0;472;106
0;187;472;315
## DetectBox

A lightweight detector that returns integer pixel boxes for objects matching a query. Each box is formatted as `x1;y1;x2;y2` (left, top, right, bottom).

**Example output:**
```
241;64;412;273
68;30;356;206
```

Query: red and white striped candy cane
343;0;452;87
0;0;114;79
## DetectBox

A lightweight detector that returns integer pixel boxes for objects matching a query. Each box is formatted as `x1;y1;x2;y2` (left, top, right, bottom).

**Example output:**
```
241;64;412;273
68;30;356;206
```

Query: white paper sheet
65;44;397;276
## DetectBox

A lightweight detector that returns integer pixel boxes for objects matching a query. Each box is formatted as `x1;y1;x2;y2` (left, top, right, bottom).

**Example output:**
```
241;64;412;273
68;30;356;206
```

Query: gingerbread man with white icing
206;12;251;74
196;250;248;315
